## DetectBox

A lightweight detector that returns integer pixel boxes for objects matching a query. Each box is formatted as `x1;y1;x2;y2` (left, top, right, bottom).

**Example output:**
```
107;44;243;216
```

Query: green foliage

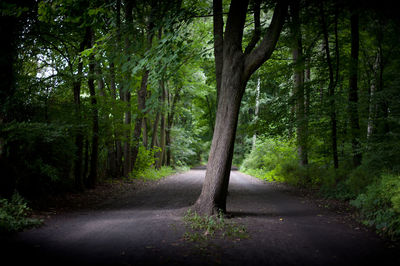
350;173;400;240
1;122;75;197
182;209;248;242
0;192;42;233
170;126;201;167
241;137;304;185
241;137;297;172
130;166;176;182
133;146;159;173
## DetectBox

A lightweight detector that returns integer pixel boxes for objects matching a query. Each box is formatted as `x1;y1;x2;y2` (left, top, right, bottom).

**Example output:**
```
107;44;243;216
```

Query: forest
1;0;400;244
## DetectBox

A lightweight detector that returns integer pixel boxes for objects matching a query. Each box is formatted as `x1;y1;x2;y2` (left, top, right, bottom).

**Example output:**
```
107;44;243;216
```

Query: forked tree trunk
194;54;245;214
193;0;287;215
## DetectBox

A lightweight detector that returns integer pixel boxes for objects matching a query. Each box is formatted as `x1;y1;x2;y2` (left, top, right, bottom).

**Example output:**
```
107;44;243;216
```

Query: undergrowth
350;173;400;240
182;209;248;242
240;137;400;241
0;192;43;234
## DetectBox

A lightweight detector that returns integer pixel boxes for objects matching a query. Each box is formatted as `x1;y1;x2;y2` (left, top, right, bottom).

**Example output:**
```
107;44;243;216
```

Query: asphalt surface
1;169;399;265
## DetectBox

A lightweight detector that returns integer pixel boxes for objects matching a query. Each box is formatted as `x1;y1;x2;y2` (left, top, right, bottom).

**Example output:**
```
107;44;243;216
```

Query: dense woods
1;0;400;239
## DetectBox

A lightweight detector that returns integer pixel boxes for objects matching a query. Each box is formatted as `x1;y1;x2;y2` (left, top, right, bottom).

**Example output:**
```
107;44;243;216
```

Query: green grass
182;209;249;242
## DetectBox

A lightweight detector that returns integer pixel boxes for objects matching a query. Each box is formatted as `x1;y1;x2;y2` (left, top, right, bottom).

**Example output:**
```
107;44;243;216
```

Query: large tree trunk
194;54;245;215
194;0;287;215
348;9;362;167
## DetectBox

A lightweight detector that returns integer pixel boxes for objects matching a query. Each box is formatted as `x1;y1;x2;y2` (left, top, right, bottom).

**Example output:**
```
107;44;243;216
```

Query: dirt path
1;169;399;265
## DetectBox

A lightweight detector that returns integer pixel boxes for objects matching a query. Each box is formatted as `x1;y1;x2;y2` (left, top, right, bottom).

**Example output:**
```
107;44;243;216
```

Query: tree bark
348;8;362;167
151;110;161;149
291;0;308;166
73;27;91;190
131;17;154;170
122;0;134;177
109;62;122;177
252;77;260;150
193;0;287;215
113;0;123;177
213;0;224;101
131;70;149;168
157;80;167;169
166;87;181;166
88;28;99;189
320;2;339;169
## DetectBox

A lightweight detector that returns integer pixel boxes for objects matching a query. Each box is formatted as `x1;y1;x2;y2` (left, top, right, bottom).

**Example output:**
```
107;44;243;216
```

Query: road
1;169;399;265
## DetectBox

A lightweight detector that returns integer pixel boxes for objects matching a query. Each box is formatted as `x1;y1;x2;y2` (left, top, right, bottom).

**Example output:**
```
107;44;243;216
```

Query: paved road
1;169;399;265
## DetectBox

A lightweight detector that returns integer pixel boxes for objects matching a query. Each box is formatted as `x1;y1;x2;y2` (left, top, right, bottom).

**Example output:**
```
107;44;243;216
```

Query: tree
348;6;362;167
319;1;339;169
290;0;308;166
193;0;288;215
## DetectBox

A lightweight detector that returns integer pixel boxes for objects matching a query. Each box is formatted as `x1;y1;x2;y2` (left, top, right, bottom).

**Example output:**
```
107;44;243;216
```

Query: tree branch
243;0;288;81
244;0;261;55
224;0;249;51
213;0;224;99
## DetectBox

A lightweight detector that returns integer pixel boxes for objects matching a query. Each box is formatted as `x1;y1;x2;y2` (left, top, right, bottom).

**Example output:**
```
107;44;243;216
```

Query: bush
350;173;400;240
132;166;176;181
241;137;297;173
346;166;376;195
0;122;75;198
133;146;159;173
0;192;42;233
241;137;326;186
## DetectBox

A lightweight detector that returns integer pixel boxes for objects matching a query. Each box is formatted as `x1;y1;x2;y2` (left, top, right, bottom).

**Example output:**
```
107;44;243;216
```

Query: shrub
241;137;297;173
346;166;376;195
0;122;75;197
132;166;176;181
0;192;42;233
350;173;400;240
133;145;159;173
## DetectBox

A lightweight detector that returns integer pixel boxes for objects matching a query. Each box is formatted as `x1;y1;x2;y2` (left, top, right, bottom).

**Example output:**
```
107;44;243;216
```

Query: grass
182;209;249;242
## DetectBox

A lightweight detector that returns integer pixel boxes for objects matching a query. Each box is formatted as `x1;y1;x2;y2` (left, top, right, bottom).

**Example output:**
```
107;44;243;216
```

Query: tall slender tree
291;0;308;166
348;6;362;167
319;1;339;169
